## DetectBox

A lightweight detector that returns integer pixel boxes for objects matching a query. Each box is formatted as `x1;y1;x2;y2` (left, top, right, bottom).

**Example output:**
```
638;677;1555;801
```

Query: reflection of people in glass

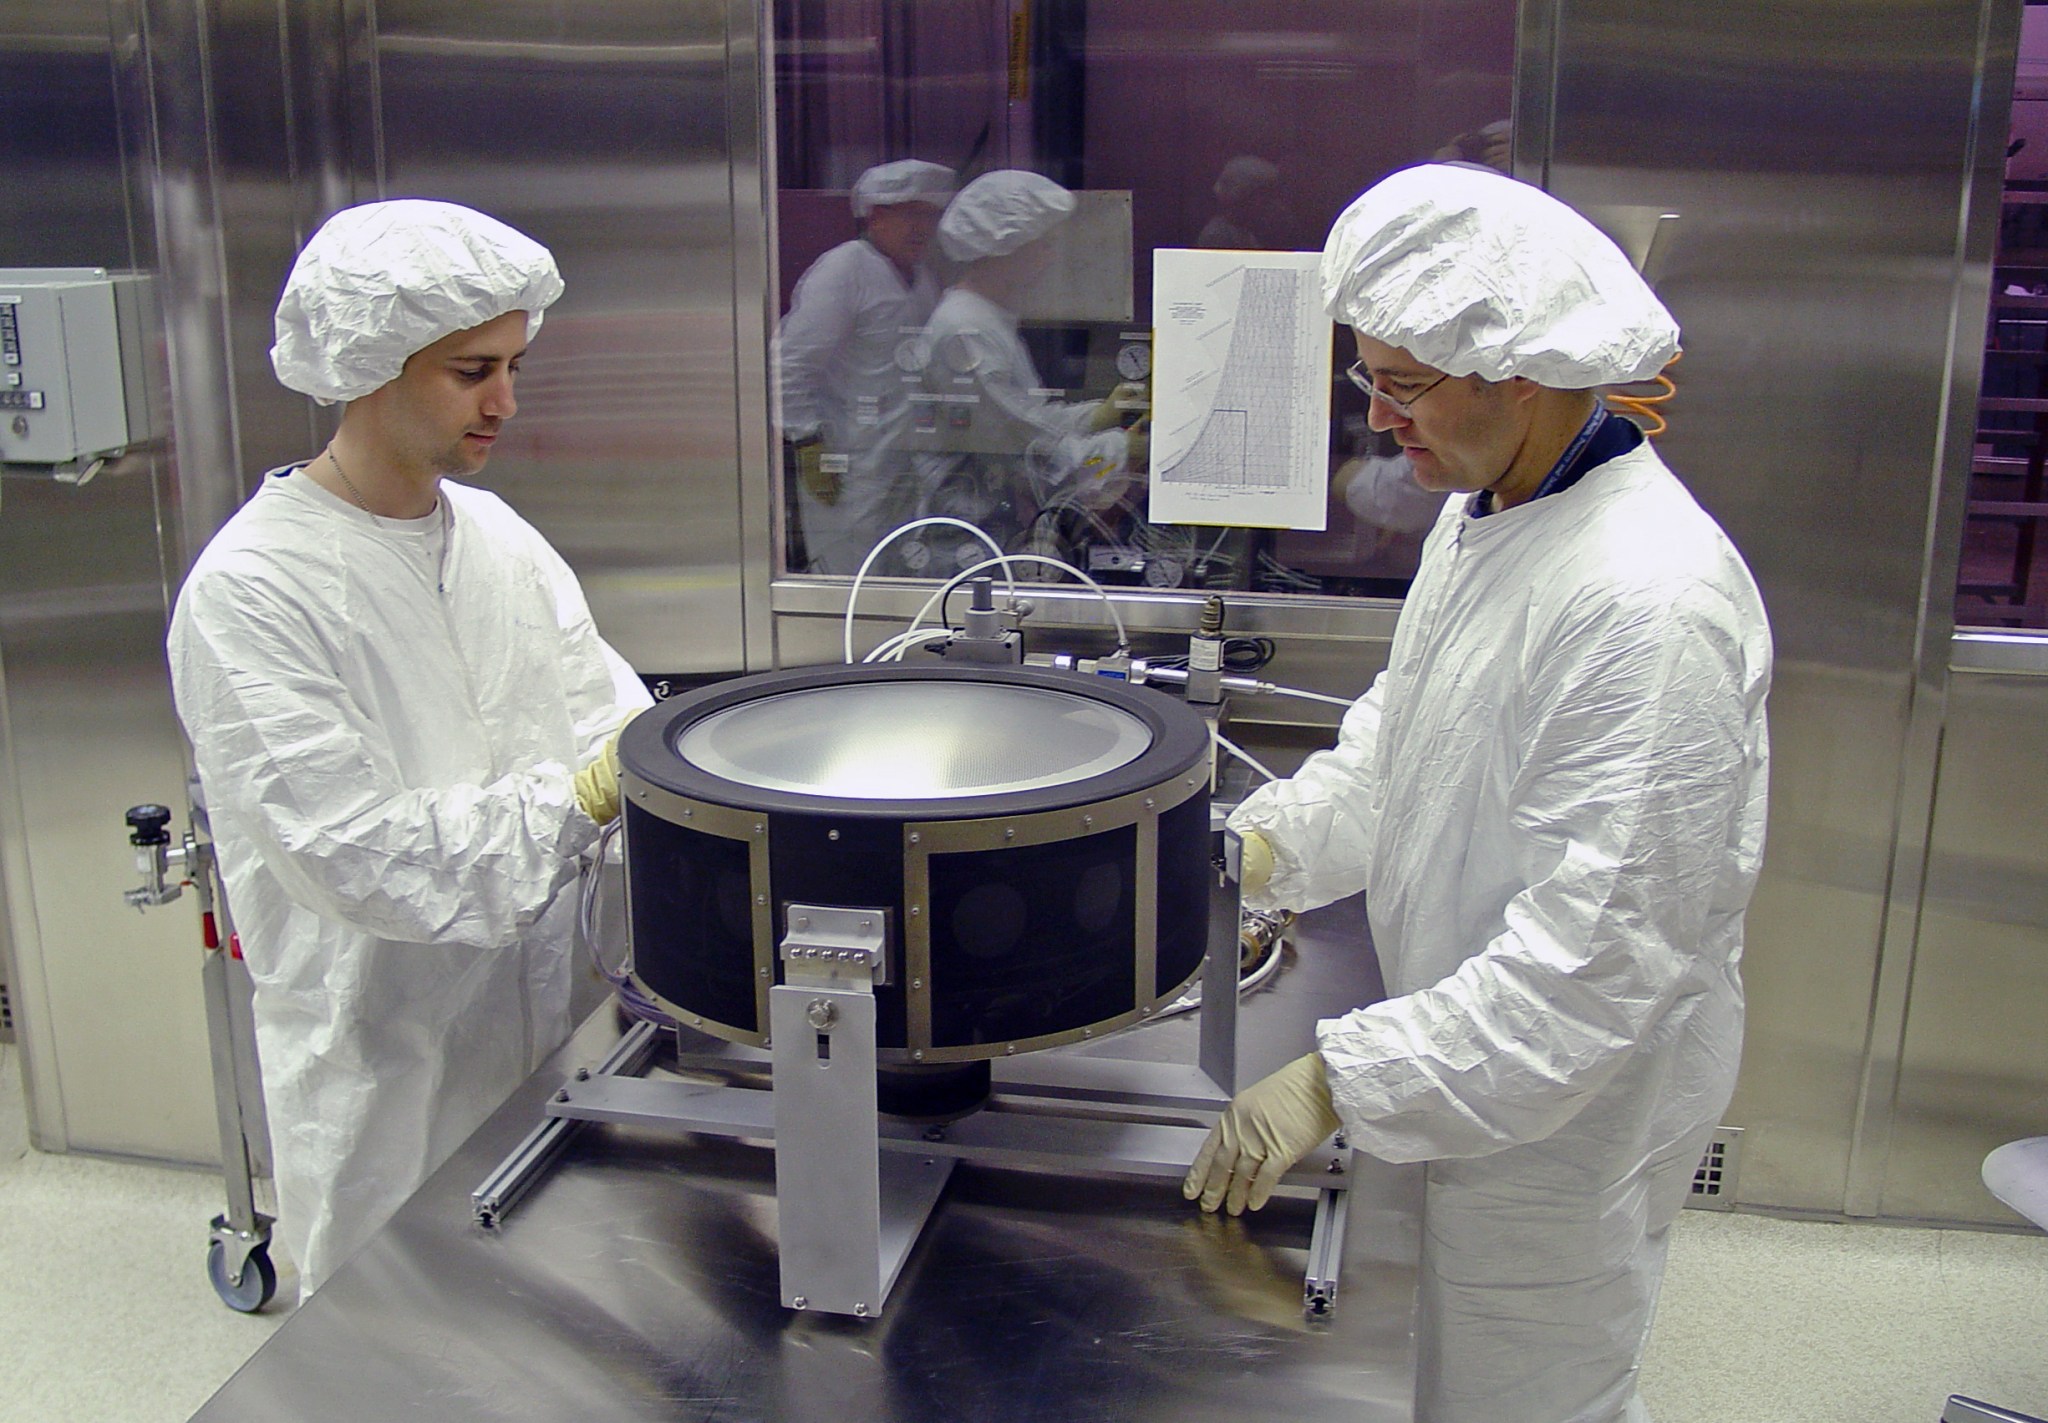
776;159;954;573
1330;449;1447;577
907;170;1146;570
1196;155;1287;250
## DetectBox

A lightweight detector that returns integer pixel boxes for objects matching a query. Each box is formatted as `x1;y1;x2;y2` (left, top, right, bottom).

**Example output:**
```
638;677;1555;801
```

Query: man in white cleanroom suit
168;200;652;1296
777;159;954;573
909;170;1143;568
1184;164;1772;1423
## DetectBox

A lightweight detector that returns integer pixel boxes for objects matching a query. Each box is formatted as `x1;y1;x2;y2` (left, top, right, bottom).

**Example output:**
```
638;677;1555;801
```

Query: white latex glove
1238;830;1274;898
1184;1051;1343;1215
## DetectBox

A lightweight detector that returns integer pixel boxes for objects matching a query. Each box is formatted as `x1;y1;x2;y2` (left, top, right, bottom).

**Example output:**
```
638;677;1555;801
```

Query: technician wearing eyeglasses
1185;164;1773;1423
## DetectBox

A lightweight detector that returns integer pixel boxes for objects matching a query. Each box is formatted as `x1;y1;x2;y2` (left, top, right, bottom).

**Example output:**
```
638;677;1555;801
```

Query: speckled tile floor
2;1038;2043;1423
0;1043;290;1423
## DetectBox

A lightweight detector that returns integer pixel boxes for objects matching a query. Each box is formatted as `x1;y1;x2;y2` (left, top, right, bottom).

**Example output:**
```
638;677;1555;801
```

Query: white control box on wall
0;267;155;467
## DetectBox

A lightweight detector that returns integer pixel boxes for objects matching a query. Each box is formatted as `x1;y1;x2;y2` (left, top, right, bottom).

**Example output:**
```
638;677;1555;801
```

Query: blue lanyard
1470;405;1611;518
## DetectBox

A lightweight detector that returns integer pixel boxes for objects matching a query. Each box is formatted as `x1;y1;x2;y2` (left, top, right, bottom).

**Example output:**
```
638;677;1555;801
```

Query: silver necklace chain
321;446;447;593
323;446;381;524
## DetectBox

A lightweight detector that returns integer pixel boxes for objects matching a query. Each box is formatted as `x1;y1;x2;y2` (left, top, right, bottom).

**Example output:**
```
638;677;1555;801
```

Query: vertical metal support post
770;976;883;1314
770;904;949;1318
1198;812;1241;1097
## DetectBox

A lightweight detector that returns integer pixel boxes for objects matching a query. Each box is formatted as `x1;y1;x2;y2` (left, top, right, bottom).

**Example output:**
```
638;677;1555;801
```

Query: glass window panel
770;0;1516;598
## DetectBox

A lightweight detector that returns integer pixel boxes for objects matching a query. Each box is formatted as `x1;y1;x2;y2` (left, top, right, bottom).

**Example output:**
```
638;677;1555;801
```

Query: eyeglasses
1346;362;1451;419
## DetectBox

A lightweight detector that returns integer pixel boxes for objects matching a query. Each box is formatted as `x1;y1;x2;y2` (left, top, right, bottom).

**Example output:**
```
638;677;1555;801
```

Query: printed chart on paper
1148;249;1330;529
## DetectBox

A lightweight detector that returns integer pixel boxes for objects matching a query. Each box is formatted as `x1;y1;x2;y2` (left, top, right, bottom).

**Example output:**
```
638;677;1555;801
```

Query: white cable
1262;683;1359;709
1213;728;1277;783
842;517;1013;663
911;553;1131;652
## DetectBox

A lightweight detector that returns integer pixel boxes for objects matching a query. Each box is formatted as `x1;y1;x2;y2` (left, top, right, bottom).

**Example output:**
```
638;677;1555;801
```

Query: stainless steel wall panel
1532;0;2019;1216
1848;0;2019;1219
0;1;222;1162
731;0;782;670
0;474;220;1160
1883;667;2048;1225
363;0;746;676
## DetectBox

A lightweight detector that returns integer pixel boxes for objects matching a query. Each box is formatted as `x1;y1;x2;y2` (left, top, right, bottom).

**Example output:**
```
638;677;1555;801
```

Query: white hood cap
1322;164;1678;387
272;199;565;405
938;171;1076;262
852;160;955;217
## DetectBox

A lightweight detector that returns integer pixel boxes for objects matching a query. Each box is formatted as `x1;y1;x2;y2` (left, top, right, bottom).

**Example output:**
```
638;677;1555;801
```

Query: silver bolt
1140;1006;1152;1017
911;977;923;989
806;1000;837;1030
1144;797;1155;809
909;832;921;845
1082;1028;1093;1039
828;829;841;841
759;967;770;978
859;919;871;930
1327;1157;1344;1174
1004;1043;1016;1055
853;1303;870;1317
913;1050;925;1061
792;1296;808;1310
690;1014;702;1025
682;807;692;817
1004;827;1016;840
1083;815;1094;828
754;823;765;834
910;906;921;917
756;893;767;905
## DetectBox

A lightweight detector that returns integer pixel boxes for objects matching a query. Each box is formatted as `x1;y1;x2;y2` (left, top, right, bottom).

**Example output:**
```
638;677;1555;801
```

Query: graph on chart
1149;249;1330;529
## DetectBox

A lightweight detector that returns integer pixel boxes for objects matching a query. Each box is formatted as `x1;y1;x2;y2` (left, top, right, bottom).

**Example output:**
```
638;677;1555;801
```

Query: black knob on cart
126;803;173;846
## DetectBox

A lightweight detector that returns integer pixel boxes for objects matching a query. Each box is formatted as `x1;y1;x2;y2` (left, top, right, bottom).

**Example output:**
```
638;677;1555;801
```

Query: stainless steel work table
190;901;1420;1422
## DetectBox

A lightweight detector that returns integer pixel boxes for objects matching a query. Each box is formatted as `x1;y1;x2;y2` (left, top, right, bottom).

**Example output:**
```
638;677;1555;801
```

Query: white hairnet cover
1323;163;1679;387
852;159;955;217
272;199;565;405
938;171;1075;262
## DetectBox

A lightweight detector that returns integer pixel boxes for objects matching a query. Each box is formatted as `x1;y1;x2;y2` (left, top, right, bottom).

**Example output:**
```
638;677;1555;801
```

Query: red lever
201;911;220;951
229;932;244;961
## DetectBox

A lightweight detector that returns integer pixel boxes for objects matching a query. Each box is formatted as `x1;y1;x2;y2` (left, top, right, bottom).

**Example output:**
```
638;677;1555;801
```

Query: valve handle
125;803;174;846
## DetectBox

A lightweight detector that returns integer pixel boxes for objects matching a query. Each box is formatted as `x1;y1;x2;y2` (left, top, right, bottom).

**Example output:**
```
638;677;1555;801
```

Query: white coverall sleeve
530;530;655;764
775;257;858;443
1225;677;1386;913
950;326;1130;499
173;574;612;952
1316;594;1761;1163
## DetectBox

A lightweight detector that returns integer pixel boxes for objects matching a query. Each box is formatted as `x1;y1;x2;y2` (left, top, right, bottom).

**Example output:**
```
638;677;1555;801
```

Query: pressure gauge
1115;342;1151;381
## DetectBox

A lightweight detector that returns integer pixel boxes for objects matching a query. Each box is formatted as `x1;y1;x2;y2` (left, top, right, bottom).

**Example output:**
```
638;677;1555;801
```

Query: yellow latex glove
573;730;625;826
1237;830;1274;898
1184;1051;1342;1215
794;439;839;505
1088;381;1149;432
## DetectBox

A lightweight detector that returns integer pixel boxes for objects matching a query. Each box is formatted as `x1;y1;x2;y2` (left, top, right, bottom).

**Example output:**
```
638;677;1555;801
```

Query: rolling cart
123;787;278;1311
